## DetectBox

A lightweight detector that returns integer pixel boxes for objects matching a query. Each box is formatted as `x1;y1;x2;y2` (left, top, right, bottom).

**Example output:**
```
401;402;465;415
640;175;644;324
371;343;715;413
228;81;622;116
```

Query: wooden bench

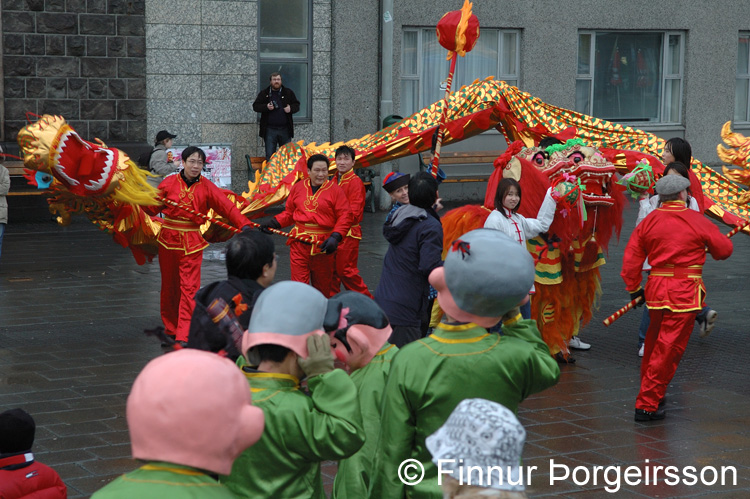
418;150;502;183
245;155;266;182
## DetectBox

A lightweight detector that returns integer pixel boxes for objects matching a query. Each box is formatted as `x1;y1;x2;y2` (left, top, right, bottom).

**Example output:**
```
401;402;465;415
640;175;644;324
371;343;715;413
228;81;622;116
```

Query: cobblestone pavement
1;201;750;497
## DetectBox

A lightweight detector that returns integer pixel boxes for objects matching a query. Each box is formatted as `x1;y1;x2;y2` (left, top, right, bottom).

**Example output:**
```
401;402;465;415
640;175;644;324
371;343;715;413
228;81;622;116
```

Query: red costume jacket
0;453;67;499
621;201;733;311
335;170;366;239
155;174;250;254
275;178;352;246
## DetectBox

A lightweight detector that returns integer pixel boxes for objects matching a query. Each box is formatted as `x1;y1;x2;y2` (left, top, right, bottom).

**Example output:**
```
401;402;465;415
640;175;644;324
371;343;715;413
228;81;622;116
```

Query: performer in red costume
621;175;733;422
261;154;352;297
329;145;373;297
151;146;251;345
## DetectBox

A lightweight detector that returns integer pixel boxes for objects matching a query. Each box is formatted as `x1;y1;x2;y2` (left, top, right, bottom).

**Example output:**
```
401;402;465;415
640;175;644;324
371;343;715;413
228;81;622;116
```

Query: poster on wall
167;144;232;189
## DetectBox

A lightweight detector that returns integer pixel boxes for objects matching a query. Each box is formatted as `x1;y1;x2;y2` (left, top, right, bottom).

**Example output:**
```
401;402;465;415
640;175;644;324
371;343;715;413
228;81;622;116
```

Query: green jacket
221;368;365;498
92;462;235;498
369;318;560;498
332;343;399;498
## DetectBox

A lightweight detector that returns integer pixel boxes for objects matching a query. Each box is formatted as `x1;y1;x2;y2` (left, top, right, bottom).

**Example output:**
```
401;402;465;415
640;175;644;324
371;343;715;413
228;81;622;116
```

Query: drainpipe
378;0;395;210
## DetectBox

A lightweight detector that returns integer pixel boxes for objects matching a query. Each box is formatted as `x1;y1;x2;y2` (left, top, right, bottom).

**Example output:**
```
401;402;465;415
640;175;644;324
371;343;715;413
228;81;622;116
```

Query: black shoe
659;396;667;408
554;351;576;364
634;408;666;421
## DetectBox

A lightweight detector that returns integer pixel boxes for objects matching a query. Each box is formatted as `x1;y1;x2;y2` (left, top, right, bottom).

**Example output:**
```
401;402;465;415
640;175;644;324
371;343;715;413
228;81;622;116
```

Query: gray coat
147;144;179;188
0;164;9;224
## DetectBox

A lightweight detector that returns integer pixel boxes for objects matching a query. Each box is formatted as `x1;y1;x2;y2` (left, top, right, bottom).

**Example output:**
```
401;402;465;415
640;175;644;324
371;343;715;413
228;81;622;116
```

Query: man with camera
253;72;300;160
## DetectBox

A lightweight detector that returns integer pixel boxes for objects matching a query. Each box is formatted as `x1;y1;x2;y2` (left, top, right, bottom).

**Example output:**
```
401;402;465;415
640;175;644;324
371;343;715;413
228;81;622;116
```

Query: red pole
430;53;458;178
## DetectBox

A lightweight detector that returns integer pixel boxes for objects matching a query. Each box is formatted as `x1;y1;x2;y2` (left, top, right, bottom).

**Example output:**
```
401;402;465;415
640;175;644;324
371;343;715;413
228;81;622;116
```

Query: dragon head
544;142;618;206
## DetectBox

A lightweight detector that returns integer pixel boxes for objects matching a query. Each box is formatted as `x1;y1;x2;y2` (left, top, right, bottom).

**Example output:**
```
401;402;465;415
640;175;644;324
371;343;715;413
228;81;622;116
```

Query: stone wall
2;0;146;144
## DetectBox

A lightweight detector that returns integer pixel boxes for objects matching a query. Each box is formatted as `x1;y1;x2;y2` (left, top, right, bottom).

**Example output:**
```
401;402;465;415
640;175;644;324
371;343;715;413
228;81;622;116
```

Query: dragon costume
16;79;750;267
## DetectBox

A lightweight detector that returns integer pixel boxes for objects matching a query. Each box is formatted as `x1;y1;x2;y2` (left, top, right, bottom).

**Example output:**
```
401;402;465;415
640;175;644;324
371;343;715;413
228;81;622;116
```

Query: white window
401;28;520;117
258;0;312;120
576;31;684;124
736;32;750;123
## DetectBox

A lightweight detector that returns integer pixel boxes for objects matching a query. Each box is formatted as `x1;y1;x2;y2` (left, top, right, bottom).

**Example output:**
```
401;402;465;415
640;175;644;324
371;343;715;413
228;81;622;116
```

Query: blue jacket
375;205;443;327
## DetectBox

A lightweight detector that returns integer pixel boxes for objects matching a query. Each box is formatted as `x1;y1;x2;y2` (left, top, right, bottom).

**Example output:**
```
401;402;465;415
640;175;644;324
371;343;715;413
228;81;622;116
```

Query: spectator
325;291;398;499
374;172;442;347
0;152;8;263
427;399;529;498
221;281;364;498
253;72;300;160
0;408;67;498
147;130;179;189
369;229;559;497
92;349;264;497
187;230;277;359
381;171;410;223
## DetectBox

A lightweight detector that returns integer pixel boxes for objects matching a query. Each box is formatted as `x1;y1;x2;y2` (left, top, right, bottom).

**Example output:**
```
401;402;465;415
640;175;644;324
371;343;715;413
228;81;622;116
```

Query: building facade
2;0;749;202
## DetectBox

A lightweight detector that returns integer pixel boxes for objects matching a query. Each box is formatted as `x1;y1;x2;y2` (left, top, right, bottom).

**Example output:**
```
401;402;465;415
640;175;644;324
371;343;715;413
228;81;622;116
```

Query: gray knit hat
655;174;690;195
429;229;535;326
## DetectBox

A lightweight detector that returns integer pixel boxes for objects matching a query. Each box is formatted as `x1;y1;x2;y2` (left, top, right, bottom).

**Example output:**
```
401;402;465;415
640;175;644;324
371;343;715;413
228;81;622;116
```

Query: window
401;28;520;117
258;0;312;120
736;32;750;123
576;31;684;124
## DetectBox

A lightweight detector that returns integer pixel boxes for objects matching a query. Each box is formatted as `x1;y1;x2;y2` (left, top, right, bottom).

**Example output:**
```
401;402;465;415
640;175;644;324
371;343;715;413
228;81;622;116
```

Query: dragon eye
569;152;584;163
533;152;545;165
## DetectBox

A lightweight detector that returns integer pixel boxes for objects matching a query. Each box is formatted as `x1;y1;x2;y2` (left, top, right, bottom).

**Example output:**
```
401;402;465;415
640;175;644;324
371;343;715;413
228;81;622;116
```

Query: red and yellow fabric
621;201;733;313
151;174;251;341
274;178;352;296
330;170;372;297
622;201;733;412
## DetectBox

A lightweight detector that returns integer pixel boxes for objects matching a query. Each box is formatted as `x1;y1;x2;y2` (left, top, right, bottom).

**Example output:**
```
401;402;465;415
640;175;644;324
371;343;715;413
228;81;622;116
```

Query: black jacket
374;205;443;327
188;276;265;360
252;85;300;139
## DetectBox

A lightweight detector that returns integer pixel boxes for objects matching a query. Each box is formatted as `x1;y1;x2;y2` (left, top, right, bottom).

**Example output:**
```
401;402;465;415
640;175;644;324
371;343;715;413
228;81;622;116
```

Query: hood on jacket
383;204;428;245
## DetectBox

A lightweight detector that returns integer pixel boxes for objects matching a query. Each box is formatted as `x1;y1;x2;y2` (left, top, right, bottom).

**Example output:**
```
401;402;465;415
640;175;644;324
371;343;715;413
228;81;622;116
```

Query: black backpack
137;148;155;170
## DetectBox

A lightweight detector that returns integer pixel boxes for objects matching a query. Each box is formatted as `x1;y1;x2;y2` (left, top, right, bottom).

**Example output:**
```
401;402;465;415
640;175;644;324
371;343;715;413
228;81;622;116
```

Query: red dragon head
544;140;618;206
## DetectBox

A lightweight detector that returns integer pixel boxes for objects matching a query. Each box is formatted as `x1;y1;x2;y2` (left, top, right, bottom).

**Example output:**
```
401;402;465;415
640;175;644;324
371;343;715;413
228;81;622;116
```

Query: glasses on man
186;159;204;166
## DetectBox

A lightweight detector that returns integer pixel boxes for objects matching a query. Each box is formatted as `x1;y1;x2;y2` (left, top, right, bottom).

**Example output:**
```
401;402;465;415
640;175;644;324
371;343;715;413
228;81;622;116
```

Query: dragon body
17;78;750;274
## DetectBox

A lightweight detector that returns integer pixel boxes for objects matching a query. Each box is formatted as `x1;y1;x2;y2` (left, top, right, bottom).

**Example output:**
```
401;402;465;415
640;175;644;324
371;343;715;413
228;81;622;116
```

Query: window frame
257;0;313;122
736;31;750;123
576;30;685;126
400;27;521;117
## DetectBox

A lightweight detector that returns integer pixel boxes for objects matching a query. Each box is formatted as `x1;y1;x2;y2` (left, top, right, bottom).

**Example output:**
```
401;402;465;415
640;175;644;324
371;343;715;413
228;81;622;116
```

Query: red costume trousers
330;236;372;297
158;246;202;341
636;308;696;412
289;240;336;297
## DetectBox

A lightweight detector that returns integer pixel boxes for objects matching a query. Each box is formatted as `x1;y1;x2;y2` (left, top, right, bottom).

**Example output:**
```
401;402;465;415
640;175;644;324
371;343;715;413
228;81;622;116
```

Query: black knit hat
0;408;35;454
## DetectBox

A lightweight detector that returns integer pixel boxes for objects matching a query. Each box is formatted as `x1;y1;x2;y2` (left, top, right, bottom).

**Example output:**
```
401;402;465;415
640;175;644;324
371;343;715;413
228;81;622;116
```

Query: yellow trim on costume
376;344;395;356
140;464;207;476
436;322;479;332
419;334;501;356
502;313;522;326
649;264;703;279
244;371;300;385
430;332;490;344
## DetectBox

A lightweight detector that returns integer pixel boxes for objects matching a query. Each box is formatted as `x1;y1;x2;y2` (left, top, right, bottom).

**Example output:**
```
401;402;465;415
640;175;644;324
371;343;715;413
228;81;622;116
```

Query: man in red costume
261;154;352;297
329;145;372;297
621;175;732;422
152;146;251;345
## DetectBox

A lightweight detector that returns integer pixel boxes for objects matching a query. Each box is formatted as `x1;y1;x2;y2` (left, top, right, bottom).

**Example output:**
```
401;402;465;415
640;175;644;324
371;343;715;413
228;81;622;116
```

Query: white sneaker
699;309;718;338
569;336;591;350
638;344;644;357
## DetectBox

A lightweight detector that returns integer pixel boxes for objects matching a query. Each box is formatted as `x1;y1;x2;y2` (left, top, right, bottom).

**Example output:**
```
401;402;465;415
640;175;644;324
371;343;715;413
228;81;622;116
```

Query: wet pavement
1;200;750;497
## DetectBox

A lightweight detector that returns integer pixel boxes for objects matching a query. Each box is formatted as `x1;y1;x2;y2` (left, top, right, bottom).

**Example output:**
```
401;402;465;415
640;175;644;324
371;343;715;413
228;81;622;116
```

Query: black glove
320;232;342;254
629;288;645;307
259;218;281;234
241;225;253;232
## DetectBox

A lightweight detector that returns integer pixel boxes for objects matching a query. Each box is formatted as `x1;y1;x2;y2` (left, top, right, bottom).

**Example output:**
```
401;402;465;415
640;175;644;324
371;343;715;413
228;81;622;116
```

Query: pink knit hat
127;349;264;475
